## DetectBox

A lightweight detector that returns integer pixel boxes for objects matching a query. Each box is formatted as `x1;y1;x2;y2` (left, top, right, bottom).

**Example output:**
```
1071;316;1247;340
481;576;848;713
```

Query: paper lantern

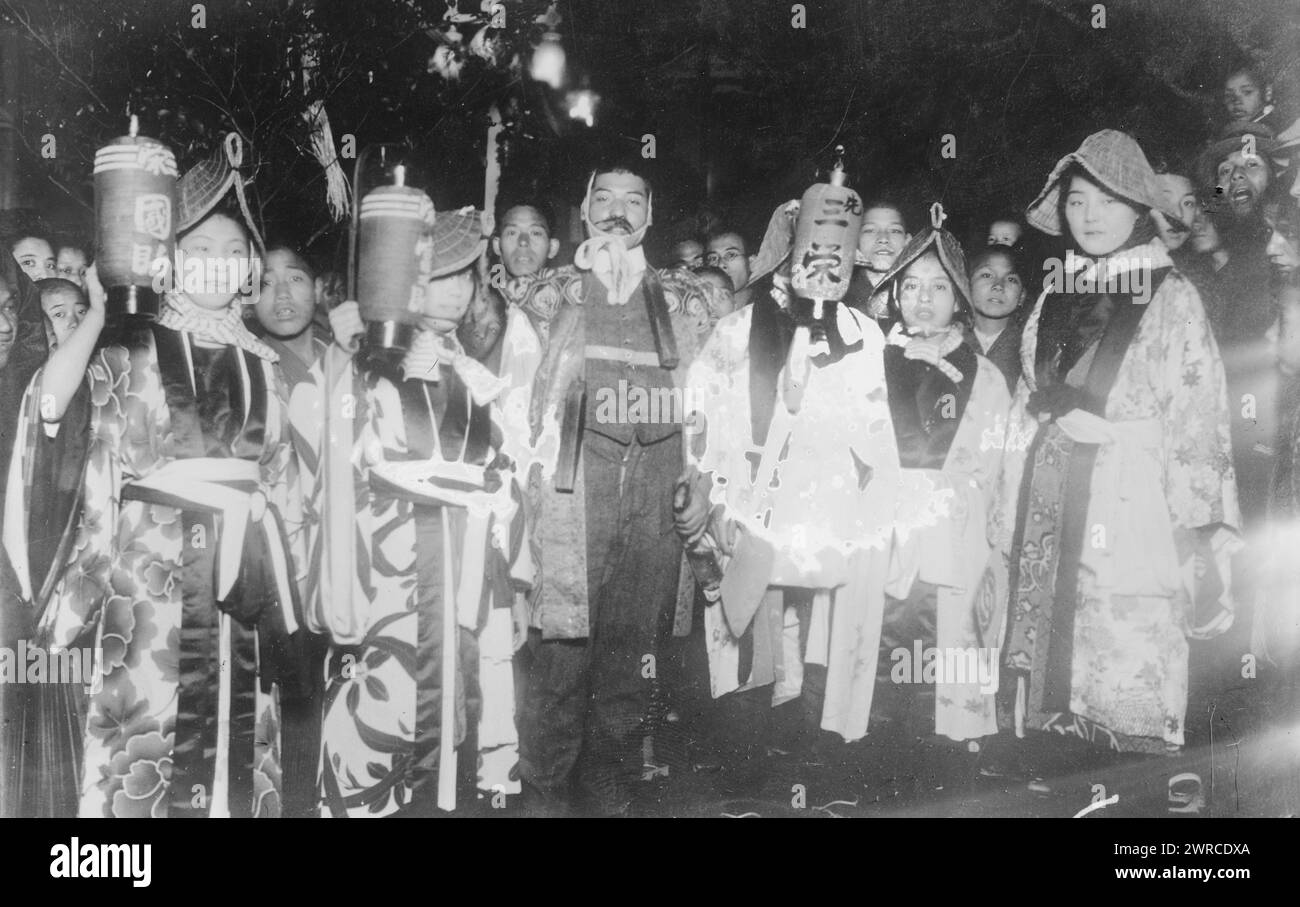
93;116;178;319
356;166;435;355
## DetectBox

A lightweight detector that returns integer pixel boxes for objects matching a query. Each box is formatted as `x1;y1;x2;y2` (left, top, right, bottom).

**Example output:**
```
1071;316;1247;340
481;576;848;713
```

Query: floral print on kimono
35;332;302;818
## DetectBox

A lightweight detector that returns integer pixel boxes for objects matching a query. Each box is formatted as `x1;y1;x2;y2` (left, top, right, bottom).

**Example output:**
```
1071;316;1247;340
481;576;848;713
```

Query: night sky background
2;0;1298;264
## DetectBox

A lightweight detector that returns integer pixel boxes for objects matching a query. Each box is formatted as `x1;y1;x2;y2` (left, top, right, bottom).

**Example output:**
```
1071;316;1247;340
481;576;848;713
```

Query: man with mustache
518;162;710;815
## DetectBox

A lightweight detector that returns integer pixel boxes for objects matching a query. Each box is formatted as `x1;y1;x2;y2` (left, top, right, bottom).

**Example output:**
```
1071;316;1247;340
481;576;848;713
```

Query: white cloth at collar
885;321;965;384
973;325;1004;353
400;328;509;405
160;292;279;362
573;239;647;305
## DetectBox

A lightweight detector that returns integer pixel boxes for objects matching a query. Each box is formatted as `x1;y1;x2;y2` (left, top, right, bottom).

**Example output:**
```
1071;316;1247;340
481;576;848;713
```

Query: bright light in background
567;90;597;127
530;32;566;88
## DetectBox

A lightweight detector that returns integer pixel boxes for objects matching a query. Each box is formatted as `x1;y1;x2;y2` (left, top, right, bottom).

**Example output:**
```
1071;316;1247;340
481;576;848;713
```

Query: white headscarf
573;170;653;305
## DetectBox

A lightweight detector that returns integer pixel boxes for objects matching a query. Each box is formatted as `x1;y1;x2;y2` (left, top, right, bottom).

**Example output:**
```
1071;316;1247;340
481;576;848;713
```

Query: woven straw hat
429;207;488;278
1025;130;1169;236
870;208;971;317
178;133;246;231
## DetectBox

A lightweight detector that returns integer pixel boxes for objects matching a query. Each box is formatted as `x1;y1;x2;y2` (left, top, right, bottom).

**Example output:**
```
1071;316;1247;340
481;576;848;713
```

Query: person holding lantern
20;133;311;818
320;206;540;816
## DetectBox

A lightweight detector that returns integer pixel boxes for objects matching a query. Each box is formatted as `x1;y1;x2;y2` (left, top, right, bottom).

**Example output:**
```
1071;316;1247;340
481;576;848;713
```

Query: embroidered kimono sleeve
1154;276;1240;533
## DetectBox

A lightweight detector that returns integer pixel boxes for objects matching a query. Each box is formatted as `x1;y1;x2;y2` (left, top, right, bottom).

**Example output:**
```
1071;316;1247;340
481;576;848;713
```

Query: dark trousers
517;431;682;814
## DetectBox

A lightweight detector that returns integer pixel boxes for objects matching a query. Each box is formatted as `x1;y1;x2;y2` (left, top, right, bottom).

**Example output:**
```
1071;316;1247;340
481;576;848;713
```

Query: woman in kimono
318;208;538;816
23;166;306;817
998;130;1241;763
866;217;1012;746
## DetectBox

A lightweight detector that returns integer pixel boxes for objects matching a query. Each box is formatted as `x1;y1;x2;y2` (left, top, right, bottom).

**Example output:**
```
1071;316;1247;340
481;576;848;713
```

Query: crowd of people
0;62;1298;818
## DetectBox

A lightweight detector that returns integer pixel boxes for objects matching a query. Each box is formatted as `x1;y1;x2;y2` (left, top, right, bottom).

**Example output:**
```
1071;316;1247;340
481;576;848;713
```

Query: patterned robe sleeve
1154;274;1241;536
38;350;126;649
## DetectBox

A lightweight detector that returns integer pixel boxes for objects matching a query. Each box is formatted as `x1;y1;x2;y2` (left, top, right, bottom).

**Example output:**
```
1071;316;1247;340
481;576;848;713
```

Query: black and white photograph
0;0;1296;857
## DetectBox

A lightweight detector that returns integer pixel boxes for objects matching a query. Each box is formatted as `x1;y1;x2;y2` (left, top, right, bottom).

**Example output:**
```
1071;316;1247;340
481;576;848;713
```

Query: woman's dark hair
1054;163;1156;253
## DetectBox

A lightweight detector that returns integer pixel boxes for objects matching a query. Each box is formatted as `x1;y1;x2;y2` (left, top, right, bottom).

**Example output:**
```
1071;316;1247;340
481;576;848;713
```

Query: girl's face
969;251;1025;320
177;213;251;311
1191;204;1223;254
255;249;316;339
13;237;55;283
897;252;957;333
40;290;86;348
419;268;476;334
1064;175;1142;257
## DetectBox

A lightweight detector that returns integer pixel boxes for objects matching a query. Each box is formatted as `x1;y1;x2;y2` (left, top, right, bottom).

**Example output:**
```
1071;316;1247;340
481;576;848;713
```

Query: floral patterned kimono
28;299;305;818
686;295;907;742
879;324;1012;742
317;317;538;817
996;242;1241;753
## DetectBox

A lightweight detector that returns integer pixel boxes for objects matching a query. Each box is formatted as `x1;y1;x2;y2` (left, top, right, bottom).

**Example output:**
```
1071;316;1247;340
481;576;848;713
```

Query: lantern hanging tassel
304;100;352;223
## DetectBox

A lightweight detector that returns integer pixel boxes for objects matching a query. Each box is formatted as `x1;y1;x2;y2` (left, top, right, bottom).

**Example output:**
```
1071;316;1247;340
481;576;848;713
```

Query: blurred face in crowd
1217;149;1272;218
987;219;1022;247
858;206;910;274
0;273;17;371
178;213;252;311
696;267;736;319
1265;201;1300;280
587;171;649;244
13;237;55;283
1191;202;1225;255
1223;71;1267;124
1153;175;1198;252
420;267;476;335
256;249;316;339
1268;285;1300;378
968;249;1024;322
707;232;750;291
671;238;704;270
1064;174;1142;257
56;246;88;286
493;205;558;278
897;252;957;333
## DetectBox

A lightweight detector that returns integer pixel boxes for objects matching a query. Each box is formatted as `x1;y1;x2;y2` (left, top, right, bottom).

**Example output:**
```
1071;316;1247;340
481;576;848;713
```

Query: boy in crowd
706;228;753;307
985;215;1024;248
670;236;705;271
54;241;89;288
845;199;912;318
964;245;1027;392
489;200;563;340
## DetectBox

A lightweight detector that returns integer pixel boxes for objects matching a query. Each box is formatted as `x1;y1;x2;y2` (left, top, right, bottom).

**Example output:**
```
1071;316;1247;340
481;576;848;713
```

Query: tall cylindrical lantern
790;148;863;305
782;148;864;412
93;116;178;319
356;166;434;355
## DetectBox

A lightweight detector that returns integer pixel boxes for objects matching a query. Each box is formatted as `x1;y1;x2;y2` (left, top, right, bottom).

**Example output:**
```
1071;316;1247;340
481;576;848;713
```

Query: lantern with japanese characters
790;148;862;305
356;165;435;355
93;116;178;318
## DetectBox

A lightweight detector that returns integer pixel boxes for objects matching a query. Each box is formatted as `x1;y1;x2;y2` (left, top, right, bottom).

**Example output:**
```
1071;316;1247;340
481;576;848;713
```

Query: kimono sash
102;325;297;817
1008;268;1170;715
